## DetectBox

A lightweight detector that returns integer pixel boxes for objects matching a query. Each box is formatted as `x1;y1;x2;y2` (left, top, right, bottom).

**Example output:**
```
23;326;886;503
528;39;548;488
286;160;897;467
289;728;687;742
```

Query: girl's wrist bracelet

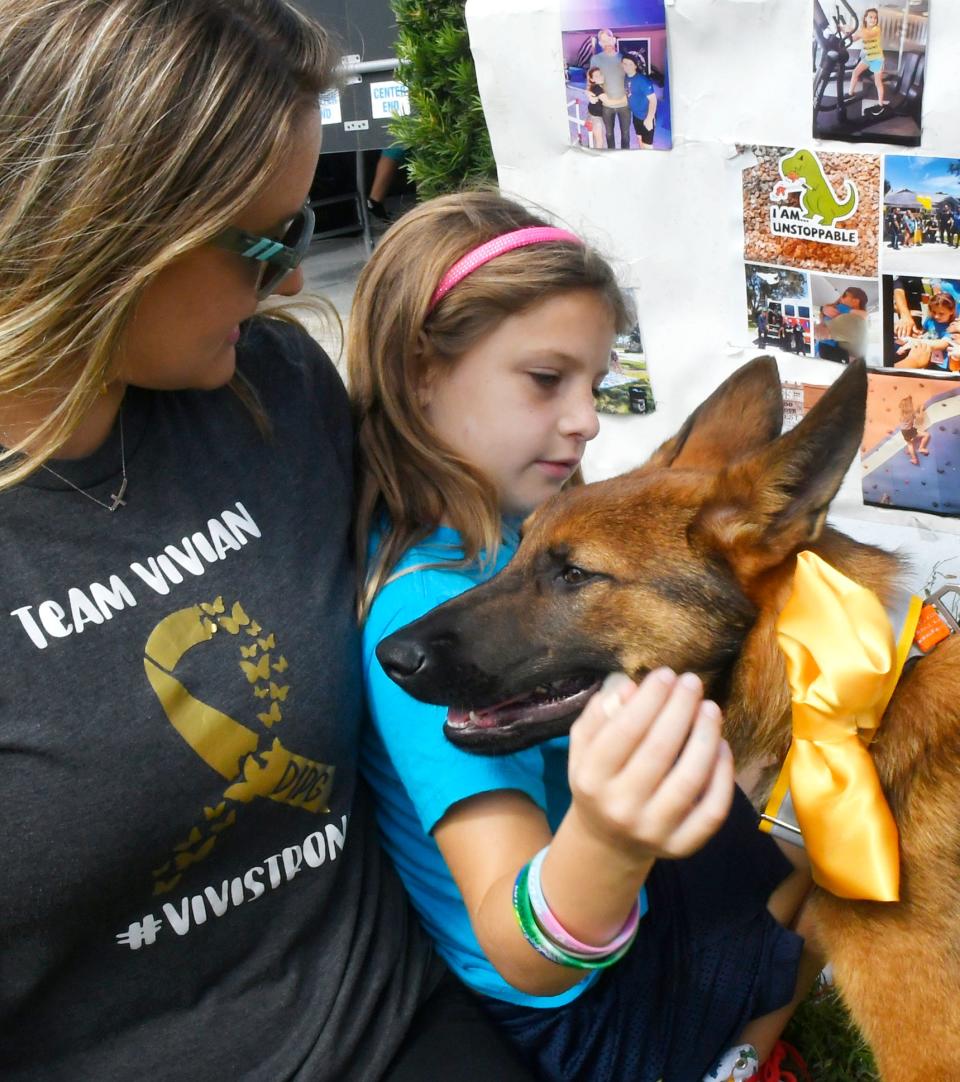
527;845;647;957
511;858;642;970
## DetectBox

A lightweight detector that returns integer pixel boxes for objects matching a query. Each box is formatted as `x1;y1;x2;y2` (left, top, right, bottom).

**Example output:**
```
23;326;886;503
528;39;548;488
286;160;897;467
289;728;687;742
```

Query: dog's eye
559;565;590;585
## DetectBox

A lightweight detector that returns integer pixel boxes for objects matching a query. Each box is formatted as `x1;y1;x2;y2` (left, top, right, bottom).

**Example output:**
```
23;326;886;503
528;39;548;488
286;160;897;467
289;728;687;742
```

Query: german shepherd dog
378;357;960;1080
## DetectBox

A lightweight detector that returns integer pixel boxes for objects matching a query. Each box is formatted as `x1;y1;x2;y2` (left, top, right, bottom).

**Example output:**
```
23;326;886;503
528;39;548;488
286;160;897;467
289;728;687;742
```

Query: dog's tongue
446;676;603;732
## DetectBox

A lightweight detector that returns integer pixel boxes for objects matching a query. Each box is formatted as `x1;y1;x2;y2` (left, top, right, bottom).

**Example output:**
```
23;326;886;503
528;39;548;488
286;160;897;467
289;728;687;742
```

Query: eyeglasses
212;202;315;299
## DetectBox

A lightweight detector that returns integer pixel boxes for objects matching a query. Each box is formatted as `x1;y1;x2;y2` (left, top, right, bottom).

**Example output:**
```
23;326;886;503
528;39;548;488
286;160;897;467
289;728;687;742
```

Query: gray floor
285;232;369;369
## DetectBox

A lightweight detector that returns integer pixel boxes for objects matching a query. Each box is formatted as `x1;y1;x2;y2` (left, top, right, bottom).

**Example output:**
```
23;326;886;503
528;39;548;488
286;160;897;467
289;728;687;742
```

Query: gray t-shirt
0;319;437;1080
589;49;626;99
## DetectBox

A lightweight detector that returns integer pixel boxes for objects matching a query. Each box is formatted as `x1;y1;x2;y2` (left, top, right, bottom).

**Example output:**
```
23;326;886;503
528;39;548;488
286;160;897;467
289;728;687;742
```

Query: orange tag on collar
914;604;953;654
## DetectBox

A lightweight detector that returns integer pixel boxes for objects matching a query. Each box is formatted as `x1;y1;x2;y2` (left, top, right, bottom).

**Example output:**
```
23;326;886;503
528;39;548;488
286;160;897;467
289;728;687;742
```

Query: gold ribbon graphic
144;603;334;815
143;599;336;895
772;551;903;902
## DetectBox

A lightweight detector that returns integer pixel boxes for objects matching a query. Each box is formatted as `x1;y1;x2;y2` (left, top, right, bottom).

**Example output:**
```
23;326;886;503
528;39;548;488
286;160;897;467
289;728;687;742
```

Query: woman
0;3;533;1079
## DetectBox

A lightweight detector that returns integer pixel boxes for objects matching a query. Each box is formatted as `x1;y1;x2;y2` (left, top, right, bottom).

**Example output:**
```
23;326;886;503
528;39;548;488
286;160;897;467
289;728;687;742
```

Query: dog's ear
694;360;867;581
646;355;783;471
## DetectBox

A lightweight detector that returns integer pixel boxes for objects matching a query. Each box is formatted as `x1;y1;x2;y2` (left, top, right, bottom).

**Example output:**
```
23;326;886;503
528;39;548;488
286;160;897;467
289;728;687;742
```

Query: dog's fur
378;357;960;1080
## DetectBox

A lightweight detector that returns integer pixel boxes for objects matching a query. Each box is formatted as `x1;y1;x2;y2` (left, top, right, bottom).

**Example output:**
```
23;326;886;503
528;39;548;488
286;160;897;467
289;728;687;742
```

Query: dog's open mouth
444;673;604;751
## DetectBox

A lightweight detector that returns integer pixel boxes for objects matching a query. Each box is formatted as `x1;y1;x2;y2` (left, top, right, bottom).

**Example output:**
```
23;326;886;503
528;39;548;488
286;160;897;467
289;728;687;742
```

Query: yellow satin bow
774;551;901;902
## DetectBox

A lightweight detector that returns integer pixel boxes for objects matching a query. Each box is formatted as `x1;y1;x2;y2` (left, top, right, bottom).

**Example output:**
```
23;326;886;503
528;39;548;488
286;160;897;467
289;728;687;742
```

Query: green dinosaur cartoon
778;149;858;227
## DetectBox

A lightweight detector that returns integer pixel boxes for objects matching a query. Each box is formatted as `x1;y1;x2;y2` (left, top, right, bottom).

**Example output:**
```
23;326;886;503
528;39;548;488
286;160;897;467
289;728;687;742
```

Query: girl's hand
566;669;734;863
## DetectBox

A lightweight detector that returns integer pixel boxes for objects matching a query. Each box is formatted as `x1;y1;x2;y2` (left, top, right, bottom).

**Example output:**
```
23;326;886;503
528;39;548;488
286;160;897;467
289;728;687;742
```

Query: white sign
319;89;341;126
370;80;410;119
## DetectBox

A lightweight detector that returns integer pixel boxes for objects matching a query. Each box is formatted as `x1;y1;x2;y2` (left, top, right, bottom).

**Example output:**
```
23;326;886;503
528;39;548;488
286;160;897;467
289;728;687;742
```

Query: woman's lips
227;327;241;345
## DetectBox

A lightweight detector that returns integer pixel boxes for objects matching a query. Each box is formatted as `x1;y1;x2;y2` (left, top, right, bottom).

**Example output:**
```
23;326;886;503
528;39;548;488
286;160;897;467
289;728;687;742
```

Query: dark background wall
296;0;400;153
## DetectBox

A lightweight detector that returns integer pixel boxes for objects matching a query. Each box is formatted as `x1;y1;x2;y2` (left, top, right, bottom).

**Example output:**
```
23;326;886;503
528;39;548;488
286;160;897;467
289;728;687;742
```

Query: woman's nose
272;265;305;299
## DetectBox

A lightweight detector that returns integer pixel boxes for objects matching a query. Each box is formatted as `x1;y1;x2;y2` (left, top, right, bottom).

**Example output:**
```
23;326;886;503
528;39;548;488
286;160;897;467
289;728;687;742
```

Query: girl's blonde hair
349;190;631;619
0;0;336;489
929;291;957;317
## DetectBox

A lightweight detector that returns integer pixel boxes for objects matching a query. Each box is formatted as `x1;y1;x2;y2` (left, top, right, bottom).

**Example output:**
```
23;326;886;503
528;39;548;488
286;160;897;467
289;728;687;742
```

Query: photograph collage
743;141;959;517
737;3;955;518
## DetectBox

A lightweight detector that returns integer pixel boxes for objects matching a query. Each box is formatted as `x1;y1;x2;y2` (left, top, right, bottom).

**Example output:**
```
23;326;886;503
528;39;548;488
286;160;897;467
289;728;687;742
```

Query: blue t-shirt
360;525;595;1007
921;316;952;369
625;72;656;120
820;301;850;349
922;316;951;338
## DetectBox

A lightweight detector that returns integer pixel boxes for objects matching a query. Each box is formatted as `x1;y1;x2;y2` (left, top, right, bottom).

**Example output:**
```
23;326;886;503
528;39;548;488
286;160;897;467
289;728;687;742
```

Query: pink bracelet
527;846;645;958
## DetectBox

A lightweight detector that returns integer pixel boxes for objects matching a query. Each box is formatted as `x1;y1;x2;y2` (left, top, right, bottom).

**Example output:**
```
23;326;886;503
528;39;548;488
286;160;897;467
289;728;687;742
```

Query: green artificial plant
388;0;496;198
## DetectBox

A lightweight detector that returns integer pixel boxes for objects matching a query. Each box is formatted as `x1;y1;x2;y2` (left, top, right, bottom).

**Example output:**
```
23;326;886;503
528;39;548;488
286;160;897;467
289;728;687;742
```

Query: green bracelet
512;862;638;970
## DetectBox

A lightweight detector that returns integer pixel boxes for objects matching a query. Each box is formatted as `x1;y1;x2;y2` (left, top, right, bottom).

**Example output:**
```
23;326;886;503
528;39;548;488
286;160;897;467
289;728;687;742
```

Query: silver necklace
41;412;128;512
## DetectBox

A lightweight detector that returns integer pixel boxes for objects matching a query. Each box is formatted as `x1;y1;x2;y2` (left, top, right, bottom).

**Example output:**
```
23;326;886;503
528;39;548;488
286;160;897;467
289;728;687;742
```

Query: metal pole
340;57;398;76
897;1;909;75
356;149;373;257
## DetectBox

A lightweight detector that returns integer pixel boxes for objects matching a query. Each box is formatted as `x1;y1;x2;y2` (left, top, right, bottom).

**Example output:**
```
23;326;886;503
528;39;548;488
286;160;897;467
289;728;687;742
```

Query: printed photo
883;155;960;276
813;1;928;147
742;145;880;277
861;371;960;516
781;381;829;431
810;273;881;366
562;1;672;152
881;275;960;372
595;323;655;415
745;264;812;357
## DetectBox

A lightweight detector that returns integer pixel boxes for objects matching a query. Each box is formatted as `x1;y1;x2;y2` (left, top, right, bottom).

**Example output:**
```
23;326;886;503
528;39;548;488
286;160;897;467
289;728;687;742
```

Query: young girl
848;7;886;109
585;66;608;148
351;191;818;1082
816;286;868;361
920;291;959;369
898;395;931;465
821;286;869;322
896;291;959;369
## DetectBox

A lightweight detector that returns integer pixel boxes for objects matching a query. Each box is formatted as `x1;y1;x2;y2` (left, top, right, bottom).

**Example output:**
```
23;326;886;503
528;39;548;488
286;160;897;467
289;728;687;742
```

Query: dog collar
911;584;960;657
760;580;957;852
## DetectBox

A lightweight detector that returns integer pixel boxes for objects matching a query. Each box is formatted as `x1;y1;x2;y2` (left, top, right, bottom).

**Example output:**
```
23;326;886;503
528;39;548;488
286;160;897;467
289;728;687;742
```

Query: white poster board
465;0;960;546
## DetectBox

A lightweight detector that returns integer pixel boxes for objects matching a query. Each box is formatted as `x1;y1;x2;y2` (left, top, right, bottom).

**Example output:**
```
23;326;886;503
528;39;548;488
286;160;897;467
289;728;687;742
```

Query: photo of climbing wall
861;371;960;515
812;0;928;147
561;0;672;152
742;145;880;277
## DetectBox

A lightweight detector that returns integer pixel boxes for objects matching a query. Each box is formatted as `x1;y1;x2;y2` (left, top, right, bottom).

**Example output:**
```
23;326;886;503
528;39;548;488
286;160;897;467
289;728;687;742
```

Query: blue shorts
866;58;884;74
480;787;803;1082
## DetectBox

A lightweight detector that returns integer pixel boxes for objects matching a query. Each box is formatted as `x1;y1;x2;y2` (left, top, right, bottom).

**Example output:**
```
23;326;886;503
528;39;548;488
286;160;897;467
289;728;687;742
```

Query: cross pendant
108;477;128;512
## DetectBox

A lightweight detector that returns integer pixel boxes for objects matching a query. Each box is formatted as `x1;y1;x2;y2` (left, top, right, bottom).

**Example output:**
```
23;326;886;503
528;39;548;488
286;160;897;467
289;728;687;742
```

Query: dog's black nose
376;636;428;684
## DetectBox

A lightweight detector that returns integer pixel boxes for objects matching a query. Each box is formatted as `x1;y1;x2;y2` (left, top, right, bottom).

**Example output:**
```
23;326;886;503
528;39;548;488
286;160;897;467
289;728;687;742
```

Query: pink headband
427;226;584;312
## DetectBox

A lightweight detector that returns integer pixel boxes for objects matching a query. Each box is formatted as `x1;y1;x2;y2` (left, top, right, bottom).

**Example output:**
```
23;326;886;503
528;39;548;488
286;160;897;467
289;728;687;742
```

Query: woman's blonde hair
0;0;336;488
349;190;631;619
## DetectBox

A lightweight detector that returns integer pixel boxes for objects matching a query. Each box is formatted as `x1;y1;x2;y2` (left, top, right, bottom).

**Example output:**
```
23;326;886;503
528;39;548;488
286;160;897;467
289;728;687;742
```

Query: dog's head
377;356;867;753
